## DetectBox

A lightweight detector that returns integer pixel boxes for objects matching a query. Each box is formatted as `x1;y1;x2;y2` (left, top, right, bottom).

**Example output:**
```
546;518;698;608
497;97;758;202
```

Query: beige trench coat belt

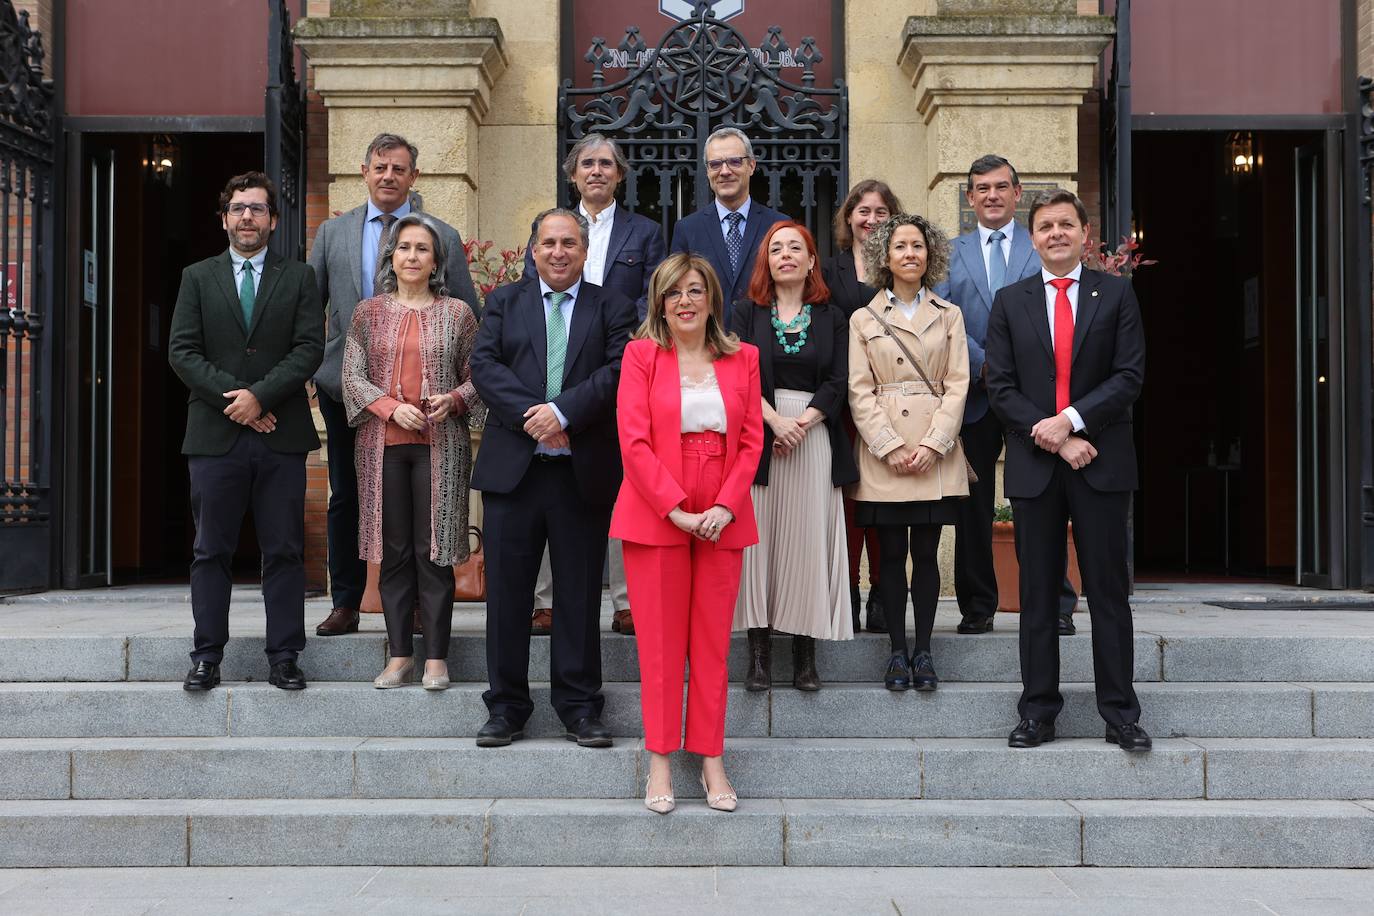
875;380;944;397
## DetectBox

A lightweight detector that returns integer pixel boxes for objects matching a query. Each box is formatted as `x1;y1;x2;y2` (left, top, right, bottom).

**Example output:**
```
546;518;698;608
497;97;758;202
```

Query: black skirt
854;497;960;527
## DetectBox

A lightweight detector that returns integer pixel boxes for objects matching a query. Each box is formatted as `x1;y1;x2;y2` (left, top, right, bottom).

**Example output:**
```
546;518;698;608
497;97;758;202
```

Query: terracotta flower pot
991;521;1084;613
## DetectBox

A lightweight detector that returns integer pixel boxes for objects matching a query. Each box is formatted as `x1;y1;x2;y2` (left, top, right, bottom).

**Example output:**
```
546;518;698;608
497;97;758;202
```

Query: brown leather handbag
452;526;486;601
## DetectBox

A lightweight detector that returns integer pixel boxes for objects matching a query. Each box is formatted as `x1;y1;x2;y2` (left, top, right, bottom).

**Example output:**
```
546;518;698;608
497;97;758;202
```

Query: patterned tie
546;291;569;399
724;211;745;272
238;259;255;327
987;229;1007;292
1050;277;1075;413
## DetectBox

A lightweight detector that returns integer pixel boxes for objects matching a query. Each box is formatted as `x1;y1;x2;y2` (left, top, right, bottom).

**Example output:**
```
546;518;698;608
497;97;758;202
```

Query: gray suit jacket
934;222;1039;424
310;202;479;401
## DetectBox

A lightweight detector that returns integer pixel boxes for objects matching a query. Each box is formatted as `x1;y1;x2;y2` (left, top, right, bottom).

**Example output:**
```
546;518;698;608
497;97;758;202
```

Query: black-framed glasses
664;287;707;303
706;156;748;173
227;202;270;217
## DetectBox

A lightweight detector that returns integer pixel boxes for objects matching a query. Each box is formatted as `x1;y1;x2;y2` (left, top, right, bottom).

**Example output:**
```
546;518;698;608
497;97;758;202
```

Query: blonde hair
638;253;740;357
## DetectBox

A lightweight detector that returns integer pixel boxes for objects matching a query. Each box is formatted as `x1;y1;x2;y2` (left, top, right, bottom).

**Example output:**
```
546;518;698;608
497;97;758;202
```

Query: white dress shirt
883;287;924;322
581;200;616;287
1041;263;1086;432
714;196;752;241
977;219;1014;289
535;277;580;455
229;247;266;296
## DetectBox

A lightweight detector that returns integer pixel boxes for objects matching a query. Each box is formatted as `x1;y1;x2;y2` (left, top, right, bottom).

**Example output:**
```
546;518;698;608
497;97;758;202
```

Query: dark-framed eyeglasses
706;156;748;173
227;202;270;217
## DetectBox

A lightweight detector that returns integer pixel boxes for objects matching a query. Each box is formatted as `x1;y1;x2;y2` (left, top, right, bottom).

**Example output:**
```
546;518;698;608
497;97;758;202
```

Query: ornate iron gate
558;2;847;249
1101;0;1131;245
0;1;56;592
266;0;305;262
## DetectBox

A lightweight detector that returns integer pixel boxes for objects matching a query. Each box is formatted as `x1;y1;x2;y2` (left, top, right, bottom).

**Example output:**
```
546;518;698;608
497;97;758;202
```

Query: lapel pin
1091;290;1099;297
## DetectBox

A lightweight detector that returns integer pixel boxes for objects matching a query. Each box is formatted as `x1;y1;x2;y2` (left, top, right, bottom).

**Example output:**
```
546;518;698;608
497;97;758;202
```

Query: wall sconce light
145;134;178;187
1226;131;1255;175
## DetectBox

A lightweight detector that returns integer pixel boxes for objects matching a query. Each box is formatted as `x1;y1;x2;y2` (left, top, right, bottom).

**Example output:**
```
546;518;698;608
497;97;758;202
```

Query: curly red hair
745;221;831;306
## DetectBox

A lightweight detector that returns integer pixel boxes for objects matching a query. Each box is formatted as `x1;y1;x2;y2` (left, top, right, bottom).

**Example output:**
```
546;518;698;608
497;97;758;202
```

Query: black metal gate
0;1;56;592
266;0;305;262
1100;0;1131;245
558;2;847;249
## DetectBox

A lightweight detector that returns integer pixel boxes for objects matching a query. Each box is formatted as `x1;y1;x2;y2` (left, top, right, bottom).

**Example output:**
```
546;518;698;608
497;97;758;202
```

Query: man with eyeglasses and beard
669;127;787;329
168;171;324;691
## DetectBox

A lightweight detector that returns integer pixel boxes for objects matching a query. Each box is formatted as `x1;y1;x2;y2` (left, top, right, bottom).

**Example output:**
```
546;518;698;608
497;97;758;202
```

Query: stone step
1;797;1371;868
0;680;1364;739
8;630;1374;684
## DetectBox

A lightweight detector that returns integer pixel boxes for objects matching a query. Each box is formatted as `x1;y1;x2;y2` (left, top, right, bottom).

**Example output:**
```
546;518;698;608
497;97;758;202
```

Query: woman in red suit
611;252;764;815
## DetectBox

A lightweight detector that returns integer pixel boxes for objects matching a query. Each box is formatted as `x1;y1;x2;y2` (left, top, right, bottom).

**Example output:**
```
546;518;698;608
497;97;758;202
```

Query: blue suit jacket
523;206;666;322
669;199;788;327
934;222;1040;424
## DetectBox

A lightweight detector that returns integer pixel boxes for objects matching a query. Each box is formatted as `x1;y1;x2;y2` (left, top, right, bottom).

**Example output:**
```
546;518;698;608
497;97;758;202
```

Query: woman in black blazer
821;179;905;636
731;221;859;692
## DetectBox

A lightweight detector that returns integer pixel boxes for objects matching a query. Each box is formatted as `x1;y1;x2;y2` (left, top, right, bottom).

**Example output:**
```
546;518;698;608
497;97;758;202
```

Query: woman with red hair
730;222;857;692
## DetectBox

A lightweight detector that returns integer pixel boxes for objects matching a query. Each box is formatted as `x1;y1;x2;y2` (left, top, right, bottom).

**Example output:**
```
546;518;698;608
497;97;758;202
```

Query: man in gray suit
311;133;480;637
935;155;1078;636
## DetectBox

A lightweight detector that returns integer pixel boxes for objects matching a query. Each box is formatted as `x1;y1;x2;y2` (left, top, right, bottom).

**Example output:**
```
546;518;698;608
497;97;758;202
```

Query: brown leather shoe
611;608;634;635
530;607;553;635
315;607;359;636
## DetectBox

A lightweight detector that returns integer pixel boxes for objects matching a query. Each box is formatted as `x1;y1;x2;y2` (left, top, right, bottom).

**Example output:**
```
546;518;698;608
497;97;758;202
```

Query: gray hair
375;212;448;298
562;133;629;182
529;207;590;250
862;213;950;291
363;132;419;170
703;126;754;162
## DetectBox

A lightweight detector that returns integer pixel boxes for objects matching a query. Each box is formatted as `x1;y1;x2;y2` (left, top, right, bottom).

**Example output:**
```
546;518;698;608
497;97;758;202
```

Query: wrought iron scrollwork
267;0;306;261
0;2;55;154
1359;75;1374;206
559;2;847;242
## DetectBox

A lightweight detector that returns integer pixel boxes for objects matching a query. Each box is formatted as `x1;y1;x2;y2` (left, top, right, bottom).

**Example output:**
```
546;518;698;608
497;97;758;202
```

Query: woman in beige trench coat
848;213;970;691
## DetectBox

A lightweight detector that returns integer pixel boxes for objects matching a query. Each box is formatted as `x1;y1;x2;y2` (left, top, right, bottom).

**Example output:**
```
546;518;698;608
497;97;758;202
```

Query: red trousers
622;433;742;757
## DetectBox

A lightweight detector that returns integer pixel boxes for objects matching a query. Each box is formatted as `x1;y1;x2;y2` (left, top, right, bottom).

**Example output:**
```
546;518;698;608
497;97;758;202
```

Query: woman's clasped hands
668;505;735;543
883;444;938;476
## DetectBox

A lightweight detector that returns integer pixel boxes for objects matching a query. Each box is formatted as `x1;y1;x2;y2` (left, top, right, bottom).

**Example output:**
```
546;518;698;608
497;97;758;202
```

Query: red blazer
610;337;763;548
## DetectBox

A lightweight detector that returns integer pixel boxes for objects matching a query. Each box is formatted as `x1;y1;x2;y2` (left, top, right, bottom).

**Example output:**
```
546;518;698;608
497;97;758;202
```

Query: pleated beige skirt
732;389;854;640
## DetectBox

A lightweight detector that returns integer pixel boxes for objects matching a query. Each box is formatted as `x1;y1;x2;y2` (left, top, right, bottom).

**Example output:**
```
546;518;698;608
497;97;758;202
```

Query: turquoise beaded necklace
770;301;812;354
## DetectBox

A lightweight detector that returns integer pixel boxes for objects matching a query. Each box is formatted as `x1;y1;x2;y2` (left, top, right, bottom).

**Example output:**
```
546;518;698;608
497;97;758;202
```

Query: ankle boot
792;636;821;691
865;591;887;634
849;583;862;634
744;627;771;692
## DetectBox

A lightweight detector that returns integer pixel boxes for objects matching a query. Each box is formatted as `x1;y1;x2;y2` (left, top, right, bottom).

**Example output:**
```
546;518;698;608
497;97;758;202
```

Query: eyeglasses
664;287;707;303
227;202;270;217
578;158;617;171
706;157;748;173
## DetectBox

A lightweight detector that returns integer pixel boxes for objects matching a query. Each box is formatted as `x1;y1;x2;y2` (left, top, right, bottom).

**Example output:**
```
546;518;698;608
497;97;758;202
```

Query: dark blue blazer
669;199;788;325
934;222;1040;424
523;206;666;322
469;275;638;506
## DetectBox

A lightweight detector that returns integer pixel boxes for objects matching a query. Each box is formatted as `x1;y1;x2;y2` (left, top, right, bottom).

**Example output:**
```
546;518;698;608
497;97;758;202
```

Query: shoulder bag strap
862;303;940;396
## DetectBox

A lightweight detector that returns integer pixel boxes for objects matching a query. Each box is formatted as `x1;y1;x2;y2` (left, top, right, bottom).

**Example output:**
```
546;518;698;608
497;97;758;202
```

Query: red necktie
1049;277;1075;413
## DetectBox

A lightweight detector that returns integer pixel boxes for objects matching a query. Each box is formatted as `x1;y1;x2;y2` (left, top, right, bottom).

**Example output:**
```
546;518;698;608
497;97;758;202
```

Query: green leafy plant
464;239;526;307
1082;233;1156;278
993;502;1014;523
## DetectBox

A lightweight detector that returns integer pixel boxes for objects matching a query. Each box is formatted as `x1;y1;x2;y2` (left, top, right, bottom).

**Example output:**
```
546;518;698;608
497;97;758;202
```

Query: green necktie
546;291;568;399
238;259;255;326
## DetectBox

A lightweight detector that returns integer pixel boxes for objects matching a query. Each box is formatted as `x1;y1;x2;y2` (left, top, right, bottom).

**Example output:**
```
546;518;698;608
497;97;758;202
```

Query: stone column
899;0;1113;232
294;0;508;240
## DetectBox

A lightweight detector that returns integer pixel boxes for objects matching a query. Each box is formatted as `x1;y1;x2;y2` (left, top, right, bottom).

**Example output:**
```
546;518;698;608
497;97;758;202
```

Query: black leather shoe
268;659;307;690
182;661;220;691
744;627;771;692
957;614;995;634
475;716;524;747
1008;718;1056;747
865;594;887;634
1106;722;1152;752
910;650;938;691
792;636;821;692
883;651;911;691
849;583;862;635
565;716;613;748
1058;614;1076;637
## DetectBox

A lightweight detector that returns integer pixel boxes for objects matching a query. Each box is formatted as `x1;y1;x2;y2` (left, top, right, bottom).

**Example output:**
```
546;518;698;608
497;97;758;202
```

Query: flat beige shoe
373;658;415;689
700;774;738;812
422;671;450;691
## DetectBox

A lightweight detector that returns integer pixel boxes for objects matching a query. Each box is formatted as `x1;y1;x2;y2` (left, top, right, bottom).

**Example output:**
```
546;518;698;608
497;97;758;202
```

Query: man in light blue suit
935;155;1078;636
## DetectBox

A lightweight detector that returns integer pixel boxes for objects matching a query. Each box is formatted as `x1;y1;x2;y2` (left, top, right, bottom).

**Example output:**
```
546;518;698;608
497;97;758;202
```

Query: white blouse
680;371;727;433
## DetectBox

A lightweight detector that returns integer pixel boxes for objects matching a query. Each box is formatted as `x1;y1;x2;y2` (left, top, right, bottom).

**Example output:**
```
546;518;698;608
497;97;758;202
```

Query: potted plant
991;502;1083;613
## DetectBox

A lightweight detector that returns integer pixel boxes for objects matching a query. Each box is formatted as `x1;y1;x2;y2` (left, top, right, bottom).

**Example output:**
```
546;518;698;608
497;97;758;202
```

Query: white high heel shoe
700;774;738;812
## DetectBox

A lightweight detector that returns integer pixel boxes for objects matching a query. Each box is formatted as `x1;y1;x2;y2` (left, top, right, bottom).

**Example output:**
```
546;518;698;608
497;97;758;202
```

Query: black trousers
482;458;611;728
955;409;1078;619
317;389;366;610
877;524;943;656
1012;462;1141;727
380;444;455;660
187;433;307;665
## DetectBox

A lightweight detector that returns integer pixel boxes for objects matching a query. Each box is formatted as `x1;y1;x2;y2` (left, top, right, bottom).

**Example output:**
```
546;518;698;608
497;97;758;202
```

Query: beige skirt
732;389;854;640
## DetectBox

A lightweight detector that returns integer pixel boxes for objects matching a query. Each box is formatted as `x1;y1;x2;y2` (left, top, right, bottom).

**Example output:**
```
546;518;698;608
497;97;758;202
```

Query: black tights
877;524;943;656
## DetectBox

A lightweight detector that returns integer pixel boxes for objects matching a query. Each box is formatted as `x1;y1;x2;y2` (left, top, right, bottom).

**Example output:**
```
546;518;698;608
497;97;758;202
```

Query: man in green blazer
168;171;324;691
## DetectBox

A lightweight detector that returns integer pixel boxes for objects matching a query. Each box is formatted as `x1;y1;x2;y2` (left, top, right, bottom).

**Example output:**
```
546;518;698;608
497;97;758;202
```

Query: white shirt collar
230;247;267;272
977;220;1014;246
1041;262;1083;285
883;287;926;308
539;277;582;303
365;198;412;223
715;197;752;224
580;199;617;225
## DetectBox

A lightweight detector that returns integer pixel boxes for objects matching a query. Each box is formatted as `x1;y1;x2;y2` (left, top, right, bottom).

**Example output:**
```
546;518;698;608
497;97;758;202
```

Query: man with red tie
985;189;1150;752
